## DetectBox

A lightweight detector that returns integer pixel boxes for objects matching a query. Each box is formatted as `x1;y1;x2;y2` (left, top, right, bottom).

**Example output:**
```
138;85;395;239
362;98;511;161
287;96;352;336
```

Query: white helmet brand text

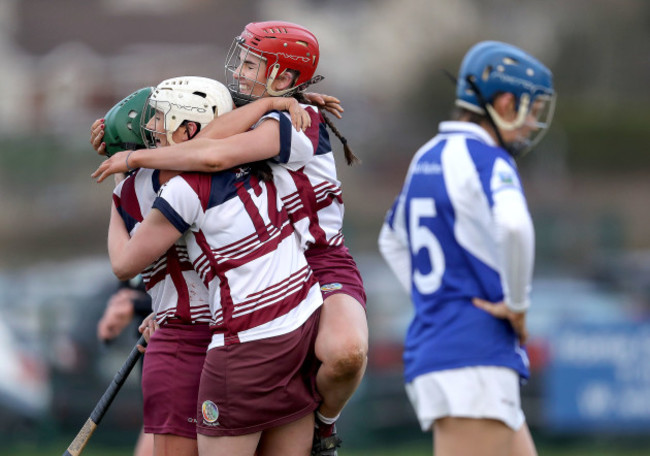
170;103;208;113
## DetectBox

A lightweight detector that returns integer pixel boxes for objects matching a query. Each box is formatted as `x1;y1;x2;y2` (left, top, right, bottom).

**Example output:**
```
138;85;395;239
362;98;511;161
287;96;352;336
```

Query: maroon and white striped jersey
113;168;211;326
152;167;323;348
257;105;345;251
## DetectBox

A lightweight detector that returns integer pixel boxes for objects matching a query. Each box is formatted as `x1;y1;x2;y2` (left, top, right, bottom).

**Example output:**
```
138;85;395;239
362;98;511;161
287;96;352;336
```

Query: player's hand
304;92;344;119
472;297;529;346
90;118;107;155
271;97;311;132
97;288;138;342
92;150;130;183
137;312;159;353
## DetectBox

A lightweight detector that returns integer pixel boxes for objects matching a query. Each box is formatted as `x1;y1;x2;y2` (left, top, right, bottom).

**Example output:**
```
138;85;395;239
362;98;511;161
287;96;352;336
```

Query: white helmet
141;76;234;147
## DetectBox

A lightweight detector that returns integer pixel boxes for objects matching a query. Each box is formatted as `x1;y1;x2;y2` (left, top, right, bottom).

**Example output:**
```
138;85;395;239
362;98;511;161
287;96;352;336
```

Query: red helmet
225;21;322;105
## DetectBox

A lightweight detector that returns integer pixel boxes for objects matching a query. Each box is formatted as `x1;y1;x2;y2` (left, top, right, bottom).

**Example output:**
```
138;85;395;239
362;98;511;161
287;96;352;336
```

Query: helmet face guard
225;39;275;106
103;87;153;157
485;91;556;156
141;99;178;148
455;41;555;157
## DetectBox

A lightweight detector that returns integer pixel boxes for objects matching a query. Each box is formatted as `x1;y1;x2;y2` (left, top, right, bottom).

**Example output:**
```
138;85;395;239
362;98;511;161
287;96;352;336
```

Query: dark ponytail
295;93;360;166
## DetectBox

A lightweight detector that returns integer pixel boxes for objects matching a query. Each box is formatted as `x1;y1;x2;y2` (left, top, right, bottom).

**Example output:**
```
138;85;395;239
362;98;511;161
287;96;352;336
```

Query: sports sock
316;411;340;437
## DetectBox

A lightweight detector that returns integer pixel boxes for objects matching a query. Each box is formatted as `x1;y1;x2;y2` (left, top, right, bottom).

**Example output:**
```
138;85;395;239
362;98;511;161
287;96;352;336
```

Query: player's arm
93;120;281;182
471;163;533;345
378;196;412;293
492;187;534;313
108;202;182;280
198;96;311;139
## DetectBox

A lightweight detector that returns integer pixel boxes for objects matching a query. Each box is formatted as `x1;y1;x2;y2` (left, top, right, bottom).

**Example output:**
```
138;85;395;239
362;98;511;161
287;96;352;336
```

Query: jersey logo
497;171;514;185
201;400;220;425
491;157;521;192
413;162;442;175
321;283;343;292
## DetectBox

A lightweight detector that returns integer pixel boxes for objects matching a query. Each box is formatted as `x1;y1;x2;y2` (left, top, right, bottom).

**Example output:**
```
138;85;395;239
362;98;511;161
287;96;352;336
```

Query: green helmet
103;86;153;157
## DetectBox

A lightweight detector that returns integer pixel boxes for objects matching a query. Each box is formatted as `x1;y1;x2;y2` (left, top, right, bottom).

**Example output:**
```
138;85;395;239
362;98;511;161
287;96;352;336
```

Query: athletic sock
315;411;340;437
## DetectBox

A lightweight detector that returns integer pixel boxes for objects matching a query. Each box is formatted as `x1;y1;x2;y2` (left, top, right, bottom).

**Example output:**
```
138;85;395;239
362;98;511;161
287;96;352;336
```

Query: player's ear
275;70;296;91
185;122;199;139
492;93;516;121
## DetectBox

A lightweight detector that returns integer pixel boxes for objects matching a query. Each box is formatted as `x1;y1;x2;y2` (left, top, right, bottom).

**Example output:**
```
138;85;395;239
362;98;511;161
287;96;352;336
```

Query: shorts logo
202;400;219;424
321;283;343;292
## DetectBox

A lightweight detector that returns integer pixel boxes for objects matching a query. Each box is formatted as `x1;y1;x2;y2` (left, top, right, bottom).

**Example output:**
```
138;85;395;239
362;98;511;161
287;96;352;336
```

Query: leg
197;432;260;456
133;428;154;456
314;293;368;419
257;413;314;456
153;434;198;456
509;422;537;456
433;417;514;456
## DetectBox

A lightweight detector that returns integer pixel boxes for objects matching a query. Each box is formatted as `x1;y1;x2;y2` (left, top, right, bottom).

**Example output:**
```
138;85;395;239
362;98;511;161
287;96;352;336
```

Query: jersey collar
438;121;497;146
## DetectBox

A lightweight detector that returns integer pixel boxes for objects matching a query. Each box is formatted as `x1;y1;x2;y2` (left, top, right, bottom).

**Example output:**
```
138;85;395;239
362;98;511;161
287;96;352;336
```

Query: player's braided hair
294;93;360;166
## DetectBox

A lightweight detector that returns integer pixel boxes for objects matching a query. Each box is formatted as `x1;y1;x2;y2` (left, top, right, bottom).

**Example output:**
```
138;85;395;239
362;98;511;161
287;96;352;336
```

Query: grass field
6;439;650;456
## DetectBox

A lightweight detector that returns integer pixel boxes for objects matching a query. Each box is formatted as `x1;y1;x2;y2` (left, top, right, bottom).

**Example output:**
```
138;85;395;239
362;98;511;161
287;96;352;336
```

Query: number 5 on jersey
409;198;445;294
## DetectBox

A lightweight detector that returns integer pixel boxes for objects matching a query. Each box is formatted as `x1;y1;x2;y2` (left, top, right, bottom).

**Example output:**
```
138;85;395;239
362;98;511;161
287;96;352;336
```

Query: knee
326;341;367;380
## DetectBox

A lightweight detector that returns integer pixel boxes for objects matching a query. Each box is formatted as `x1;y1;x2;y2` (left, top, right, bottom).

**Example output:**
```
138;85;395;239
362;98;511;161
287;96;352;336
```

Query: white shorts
405;366;525;432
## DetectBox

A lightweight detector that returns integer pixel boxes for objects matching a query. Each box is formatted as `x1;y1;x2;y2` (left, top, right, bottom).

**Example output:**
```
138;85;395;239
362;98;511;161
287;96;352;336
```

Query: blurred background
1;0;650;454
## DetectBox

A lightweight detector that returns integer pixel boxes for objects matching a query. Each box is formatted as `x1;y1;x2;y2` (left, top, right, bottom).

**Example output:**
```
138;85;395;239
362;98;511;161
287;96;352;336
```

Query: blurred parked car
0;256;145;442
0;317;50;434
525;276;650;433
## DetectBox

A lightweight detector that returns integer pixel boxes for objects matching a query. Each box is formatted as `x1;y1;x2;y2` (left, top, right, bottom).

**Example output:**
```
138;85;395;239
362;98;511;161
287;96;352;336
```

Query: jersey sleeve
378;195;412;293
489;158;534;312
152;175;202;234
111;174;142;235
254;106;318;170
112;177;126;208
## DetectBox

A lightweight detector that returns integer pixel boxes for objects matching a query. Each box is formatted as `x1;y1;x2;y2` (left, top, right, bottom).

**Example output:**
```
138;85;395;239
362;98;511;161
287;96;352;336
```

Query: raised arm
108;202;182;280
93;119;281;182
198;96;311;139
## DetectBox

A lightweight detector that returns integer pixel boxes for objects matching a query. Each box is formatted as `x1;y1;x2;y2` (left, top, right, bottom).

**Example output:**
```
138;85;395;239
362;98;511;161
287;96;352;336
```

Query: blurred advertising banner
545;322;650;433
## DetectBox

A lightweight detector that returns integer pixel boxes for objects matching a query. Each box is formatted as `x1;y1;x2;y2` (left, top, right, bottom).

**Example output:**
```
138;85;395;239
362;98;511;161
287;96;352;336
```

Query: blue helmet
455;41;556;156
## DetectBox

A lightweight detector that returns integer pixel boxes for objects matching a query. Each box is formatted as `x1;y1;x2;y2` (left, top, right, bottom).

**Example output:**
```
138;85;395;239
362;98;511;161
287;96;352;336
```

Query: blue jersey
379;121;533;383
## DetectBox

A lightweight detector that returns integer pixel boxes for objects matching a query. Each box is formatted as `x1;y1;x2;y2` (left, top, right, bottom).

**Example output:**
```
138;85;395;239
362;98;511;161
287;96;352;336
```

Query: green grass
6;439;650;456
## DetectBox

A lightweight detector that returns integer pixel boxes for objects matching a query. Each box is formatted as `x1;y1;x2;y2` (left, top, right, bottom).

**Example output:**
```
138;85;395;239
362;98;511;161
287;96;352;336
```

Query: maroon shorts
196;310;322;437
142;323;212;439
305;244;367;308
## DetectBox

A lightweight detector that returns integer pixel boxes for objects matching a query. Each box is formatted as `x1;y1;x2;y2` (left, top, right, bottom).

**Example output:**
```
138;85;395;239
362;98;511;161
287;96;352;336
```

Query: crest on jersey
202;400;220;424
497;171;514;185
491;157;521;193
321;283;343;292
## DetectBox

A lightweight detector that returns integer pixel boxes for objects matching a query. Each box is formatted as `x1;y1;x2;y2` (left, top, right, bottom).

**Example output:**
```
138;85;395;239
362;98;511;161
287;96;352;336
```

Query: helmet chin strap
265;64;291;97
265;63;324;96
465;76;517;157
485;93;530;131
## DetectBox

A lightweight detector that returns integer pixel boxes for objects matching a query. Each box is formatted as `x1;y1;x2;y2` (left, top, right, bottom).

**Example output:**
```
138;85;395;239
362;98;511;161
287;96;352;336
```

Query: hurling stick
62;334;147;456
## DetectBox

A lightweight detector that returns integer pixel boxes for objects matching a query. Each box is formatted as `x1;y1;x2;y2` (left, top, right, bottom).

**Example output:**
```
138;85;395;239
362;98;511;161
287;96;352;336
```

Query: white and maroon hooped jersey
113;168;210;325
152;167;323;348
257;105;345;251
